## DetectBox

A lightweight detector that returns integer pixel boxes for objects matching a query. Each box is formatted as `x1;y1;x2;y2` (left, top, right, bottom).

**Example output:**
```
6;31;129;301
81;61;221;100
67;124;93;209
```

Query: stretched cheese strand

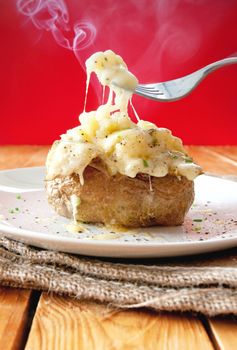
83;70;90;112
46;50;202;183
130;99;140;122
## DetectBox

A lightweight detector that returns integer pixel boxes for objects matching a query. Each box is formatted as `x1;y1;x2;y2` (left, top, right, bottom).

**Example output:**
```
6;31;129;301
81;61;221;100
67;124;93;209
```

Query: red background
1;0;237;145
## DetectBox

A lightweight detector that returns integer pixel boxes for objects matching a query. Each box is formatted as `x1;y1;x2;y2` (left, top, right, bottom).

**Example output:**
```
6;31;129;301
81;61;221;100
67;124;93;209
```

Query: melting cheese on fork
46;50;202;183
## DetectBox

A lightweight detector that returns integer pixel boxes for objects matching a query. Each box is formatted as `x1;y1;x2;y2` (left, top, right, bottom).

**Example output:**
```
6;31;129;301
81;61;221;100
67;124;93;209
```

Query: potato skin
45;166;194;227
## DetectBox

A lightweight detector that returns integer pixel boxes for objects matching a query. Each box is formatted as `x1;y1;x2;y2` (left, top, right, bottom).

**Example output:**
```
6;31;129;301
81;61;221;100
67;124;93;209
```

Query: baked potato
45;164;194;227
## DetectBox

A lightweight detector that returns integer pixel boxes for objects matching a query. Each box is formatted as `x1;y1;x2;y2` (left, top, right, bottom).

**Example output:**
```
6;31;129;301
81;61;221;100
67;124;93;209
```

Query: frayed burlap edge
0;237;237;316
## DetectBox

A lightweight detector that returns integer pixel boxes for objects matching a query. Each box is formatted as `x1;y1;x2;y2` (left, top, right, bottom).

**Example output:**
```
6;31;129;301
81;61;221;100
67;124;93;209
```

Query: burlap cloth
0;236;237;316
0;174;237;316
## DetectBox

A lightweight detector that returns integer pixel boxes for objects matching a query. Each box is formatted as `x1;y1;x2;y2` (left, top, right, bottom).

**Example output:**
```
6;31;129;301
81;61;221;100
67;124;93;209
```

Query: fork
132;56;237;102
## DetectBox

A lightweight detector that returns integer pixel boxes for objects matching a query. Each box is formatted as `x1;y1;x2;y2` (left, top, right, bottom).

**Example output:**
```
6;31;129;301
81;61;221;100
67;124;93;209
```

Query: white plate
0;167;237;258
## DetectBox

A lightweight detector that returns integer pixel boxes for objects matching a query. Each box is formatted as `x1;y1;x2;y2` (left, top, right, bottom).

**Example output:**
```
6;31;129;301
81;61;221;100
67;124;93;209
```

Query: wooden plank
0;148;40;350
0;287;33;350
207;318;237;350
186;146;237;175
204;146;237;350
0;148;44;350
208;146;237;163
0;145;49;170
26;293;214;350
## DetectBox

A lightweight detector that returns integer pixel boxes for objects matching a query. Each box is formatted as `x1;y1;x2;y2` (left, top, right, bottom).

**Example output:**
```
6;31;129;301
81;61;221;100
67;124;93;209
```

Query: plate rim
1;222;237;249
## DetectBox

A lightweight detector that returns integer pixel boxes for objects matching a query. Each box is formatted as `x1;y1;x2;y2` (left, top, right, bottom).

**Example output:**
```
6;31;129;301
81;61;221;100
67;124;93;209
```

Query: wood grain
208;318;237;350
208;146;237;163
0;287;32;350
0;145;49;170
186;146;237;175
26;294;214;350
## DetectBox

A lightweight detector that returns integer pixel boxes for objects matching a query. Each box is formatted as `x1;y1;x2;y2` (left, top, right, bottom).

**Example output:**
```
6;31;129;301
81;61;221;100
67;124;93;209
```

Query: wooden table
0;145;237;350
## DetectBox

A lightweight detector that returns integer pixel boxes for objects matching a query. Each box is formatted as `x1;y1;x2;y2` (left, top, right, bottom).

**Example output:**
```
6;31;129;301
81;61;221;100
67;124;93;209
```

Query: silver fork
133;56;237;102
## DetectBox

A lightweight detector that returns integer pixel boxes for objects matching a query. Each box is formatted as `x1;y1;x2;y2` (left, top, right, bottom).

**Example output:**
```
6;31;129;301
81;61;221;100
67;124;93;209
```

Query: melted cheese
46;50;202;182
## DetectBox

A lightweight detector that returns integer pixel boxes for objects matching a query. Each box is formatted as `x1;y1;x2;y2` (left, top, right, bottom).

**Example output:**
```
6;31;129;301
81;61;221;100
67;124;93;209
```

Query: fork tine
135;86;164;95
137;85;158;91
135;89;165;100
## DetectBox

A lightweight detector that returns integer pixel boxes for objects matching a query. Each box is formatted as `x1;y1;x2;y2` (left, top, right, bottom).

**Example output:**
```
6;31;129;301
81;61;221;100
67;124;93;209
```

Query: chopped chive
143;159;149;168
184;157;193;163
171;155;178;159
193;219;203;222
16;194;21;199
15;208;19;211
9;209;14;214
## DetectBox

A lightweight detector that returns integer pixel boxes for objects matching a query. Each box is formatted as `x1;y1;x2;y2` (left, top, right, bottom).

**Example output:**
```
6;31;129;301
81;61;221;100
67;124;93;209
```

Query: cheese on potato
46;50;202;182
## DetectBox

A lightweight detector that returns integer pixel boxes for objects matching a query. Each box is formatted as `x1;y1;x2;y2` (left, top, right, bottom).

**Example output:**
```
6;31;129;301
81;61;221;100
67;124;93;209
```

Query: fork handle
203;56;237;76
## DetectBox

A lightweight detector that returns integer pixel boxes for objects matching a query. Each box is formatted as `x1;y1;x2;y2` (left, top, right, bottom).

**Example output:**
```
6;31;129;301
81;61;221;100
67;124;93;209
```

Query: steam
16;0;235;112
17;0;96;55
